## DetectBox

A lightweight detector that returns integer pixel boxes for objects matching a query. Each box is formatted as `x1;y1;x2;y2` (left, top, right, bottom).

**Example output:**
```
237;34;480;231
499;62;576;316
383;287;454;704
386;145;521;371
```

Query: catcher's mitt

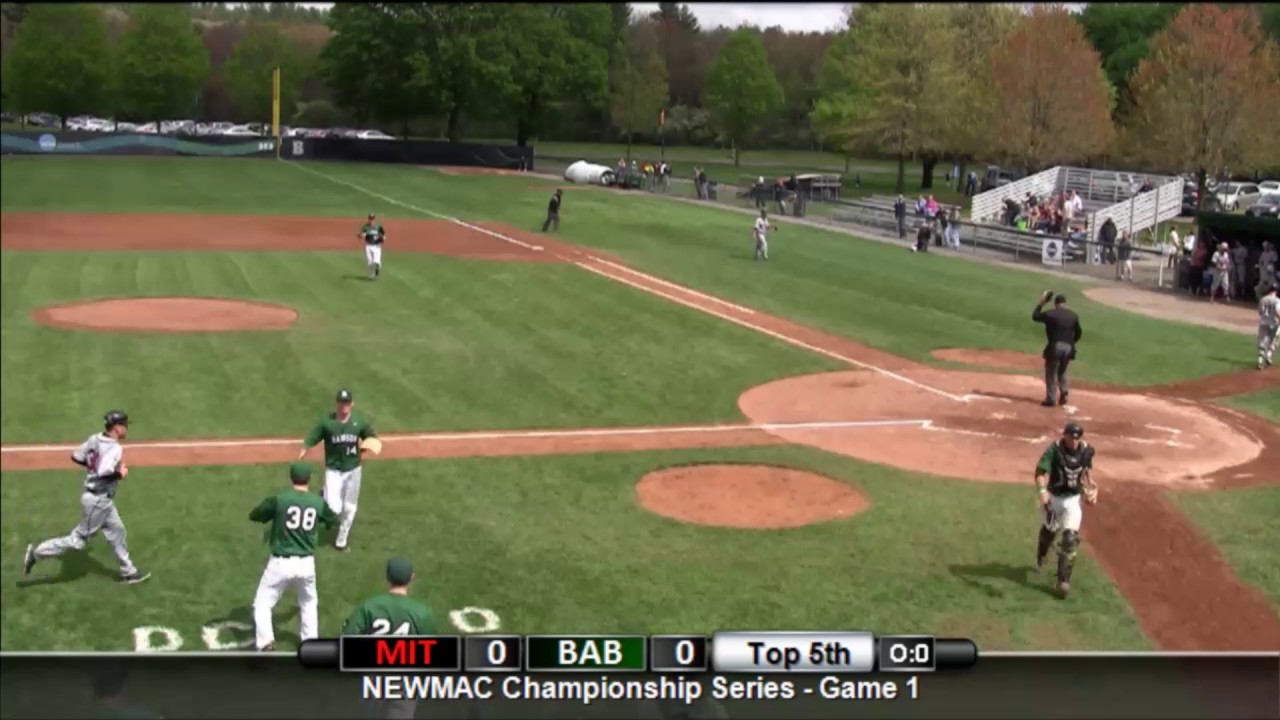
359;437;383;456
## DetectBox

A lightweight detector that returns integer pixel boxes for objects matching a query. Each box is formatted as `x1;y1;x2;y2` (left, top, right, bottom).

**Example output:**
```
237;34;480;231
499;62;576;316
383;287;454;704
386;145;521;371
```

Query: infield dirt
2;209;1278;650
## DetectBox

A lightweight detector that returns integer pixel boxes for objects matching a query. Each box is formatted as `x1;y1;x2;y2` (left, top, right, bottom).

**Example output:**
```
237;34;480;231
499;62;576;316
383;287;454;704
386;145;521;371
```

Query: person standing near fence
1232;241;1250;299
1116;232;1134;281
893;195;907;238
947;208;962;249
1210;242;1233;302
1257;242;1278;297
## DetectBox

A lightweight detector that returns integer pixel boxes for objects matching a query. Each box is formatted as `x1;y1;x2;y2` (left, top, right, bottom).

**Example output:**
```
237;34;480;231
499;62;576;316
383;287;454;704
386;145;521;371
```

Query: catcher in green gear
1034;421;1098;598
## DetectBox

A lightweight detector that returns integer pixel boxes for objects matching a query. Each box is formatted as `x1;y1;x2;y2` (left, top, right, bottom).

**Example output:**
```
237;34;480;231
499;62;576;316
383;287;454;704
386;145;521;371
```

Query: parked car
0;111;17;123
980;165;1025;192
1181;184;1222;215
564;160;616;187
1259;180;1280;198
356;129;395;140
25;112;61;128
209;121;235;135
1217;182;1262;211
1245;194;1280;219
64;116;91;130
85;118;115;132
221;125;261;137
135;122;158;134
116;122;138;132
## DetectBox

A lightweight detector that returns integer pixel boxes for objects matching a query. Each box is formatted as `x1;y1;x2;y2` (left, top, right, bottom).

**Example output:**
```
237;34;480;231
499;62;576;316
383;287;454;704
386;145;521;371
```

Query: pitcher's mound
932;348;1042;371
33;297;298;333
636;464;869;529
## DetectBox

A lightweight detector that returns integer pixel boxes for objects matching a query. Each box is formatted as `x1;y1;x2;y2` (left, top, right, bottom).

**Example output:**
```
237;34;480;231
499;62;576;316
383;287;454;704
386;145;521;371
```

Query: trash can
707;181;718;201
793;195;806;217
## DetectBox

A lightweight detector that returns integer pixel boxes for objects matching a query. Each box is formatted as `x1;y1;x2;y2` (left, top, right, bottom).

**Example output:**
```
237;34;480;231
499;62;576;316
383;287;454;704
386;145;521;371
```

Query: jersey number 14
285;506;318;531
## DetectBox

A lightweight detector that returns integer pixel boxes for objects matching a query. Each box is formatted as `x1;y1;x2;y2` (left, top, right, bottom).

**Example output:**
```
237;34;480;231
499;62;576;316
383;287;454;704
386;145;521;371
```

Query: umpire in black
542;189;563;232
1033;291;1083;407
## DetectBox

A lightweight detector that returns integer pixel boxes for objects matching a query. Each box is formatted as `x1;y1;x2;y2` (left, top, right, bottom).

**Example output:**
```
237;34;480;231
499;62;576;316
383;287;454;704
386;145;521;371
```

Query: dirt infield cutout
931;348;1043;371
635;464;869;529
32;297;298;333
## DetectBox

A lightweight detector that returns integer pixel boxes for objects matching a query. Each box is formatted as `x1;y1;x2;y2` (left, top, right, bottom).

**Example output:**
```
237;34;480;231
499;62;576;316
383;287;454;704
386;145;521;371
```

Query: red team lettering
376;638;438;666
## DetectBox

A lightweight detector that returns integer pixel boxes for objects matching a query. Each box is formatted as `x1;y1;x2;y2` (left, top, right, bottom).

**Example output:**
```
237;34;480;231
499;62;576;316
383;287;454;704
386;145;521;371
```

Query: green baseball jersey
359;222;385;245
303;412;376;472
1035;440;1094;496
341;592;436;636
249;489;337;557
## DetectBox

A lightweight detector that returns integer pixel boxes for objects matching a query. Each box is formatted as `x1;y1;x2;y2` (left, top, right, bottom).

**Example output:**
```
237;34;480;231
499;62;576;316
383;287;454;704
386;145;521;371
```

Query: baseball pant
364;245;382;275
542;211;559;232
754;234;768;261
324;467;363;548
252;555;319;649
33;491;138;576
1042;493;1083;533
1211;270;1230;298
1260;325;1279;365
1044;341;1073;403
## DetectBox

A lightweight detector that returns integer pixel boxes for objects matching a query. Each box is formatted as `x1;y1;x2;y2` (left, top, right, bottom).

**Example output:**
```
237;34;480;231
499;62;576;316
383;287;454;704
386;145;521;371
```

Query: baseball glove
359;437;383;456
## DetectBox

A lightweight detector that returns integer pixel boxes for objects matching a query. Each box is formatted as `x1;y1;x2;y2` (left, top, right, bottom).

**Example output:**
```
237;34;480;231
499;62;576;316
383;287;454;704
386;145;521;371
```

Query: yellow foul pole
272;66;281;159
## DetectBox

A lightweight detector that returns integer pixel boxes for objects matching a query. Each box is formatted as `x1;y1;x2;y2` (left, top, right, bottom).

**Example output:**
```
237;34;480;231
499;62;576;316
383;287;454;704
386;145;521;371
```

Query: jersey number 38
285;506;318;531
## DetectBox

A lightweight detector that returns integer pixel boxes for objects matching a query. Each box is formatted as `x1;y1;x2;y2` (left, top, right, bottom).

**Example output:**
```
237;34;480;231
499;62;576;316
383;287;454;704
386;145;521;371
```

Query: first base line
0;419;932;454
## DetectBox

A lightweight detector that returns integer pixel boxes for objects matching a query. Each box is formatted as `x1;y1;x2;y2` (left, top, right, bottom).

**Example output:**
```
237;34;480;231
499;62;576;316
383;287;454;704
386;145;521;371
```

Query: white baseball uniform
32;433;140;576
753;217;769;260
1258;294;1279;367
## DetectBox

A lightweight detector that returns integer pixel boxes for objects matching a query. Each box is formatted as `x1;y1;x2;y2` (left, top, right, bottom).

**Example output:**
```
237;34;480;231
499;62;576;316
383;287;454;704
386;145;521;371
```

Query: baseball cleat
259;643;276;652
23;544;36;575
1058;392;1069;405
335;543;350;552
120;570;151;585
1041;399;1056;408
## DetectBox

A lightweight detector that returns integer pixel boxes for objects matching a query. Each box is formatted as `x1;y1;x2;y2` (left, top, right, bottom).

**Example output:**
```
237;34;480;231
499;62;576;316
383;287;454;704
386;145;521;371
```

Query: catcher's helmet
104;410;129;430
1063;422;1084;439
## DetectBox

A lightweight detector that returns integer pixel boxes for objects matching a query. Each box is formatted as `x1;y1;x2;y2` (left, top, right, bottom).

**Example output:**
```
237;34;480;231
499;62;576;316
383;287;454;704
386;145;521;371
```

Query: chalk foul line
0;419;932;454
289;160;969;404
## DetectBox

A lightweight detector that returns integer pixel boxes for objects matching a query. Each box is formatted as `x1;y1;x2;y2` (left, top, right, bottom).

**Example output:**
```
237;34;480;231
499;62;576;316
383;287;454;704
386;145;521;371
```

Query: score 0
463;635;523;672
649;636;710;672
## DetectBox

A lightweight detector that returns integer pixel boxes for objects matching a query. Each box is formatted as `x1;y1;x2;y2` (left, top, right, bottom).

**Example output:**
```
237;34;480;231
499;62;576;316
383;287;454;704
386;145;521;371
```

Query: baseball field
1;155;1277;654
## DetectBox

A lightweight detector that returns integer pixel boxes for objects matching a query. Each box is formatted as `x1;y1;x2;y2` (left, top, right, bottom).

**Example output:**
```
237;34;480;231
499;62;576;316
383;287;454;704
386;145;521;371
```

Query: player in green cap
298;388;376;551
342;557;436;636
250;462;338;651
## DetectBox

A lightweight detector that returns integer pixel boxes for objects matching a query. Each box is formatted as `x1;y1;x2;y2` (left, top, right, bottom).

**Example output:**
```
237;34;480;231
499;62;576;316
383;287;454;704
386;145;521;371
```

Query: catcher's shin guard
1057;529;1080;585
1036;526;1056;569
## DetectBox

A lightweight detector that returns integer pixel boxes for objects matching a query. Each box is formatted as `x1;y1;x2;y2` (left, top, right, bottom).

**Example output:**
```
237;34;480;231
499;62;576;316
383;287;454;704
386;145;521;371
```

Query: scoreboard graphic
297;632;978;673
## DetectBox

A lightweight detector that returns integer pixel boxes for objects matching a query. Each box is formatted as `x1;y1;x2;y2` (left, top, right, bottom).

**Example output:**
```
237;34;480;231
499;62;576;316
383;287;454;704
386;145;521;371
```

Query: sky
631;3;849;34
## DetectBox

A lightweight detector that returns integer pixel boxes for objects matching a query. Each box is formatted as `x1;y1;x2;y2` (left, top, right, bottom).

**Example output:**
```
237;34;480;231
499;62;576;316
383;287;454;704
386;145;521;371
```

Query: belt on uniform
272;554;311;559
86;487;114;498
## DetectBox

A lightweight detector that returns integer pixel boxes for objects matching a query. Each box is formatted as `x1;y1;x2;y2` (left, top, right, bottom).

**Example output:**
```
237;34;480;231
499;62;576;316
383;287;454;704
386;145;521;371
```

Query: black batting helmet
1063;422;1084;439
104;410;129;430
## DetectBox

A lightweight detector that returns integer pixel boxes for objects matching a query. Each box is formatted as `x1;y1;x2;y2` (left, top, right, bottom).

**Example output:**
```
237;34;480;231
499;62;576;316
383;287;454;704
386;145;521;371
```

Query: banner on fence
1041;237;1065;266
0;131;275;157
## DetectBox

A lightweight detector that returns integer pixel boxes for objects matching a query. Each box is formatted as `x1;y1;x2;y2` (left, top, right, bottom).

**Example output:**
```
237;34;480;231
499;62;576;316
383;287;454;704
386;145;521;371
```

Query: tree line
0;3;1276;192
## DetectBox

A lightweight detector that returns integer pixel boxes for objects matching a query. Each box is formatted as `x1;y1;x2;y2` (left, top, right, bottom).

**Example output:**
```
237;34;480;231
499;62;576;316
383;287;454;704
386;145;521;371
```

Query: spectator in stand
1232;241;1250;300
1005;197;1021;227
1210;242;1233;303
1139;177;1154;193
925;195;939;220
1116;232;1134;281
1065;191;1082;225
946;207;962;249
893;195;908;238
1097;218;1118;265
915;195;927;216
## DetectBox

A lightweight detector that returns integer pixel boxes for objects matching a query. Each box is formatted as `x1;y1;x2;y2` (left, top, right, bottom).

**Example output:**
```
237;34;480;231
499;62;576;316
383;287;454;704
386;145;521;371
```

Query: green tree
415;4;513;143
1078;3;1183;108
500;4;611;147
945;3;1019;188
810;4;962;193
224;20;298;123
320;4;431;132
704;28;783;167
609;25;668;161
115;5;208;122
2;3;113;122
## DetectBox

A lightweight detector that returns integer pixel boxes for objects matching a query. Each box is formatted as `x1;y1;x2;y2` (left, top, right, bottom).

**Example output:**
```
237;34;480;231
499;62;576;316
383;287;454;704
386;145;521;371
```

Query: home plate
1064;405;1079;415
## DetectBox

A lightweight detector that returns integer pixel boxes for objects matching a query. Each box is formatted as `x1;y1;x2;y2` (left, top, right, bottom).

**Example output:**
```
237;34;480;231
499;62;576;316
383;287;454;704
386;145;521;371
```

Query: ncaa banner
1041;237;1065;266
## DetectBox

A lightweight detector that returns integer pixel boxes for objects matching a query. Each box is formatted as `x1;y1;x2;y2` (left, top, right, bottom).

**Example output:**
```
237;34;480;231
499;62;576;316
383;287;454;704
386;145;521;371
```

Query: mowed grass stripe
299;160;1251;387
0;249;835;442
0;446;1150;651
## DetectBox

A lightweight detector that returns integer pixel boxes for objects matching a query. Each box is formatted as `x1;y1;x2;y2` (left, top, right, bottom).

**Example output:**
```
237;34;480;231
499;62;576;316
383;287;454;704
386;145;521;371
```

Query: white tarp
564;160;615;186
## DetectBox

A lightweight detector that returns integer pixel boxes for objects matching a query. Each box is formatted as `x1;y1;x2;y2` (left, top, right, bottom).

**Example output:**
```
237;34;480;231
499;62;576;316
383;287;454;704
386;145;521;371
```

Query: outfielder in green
359;213;386;280
250;462;338;651
1034;422;1098;599
298;388;377;550
342;557;436;636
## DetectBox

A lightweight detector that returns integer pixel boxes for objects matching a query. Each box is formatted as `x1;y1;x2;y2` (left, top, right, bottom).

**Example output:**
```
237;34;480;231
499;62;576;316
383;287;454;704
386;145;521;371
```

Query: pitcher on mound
299;388;378;551
1034;421;1098;598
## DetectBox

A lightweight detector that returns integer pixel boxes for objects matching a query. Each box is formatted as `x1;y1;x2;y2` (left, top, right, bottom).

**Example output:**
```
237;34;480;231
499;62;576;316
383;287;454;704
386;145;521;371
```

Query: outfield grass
0;445;1149;651
1;157;1248;390
1174;485;1280;611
